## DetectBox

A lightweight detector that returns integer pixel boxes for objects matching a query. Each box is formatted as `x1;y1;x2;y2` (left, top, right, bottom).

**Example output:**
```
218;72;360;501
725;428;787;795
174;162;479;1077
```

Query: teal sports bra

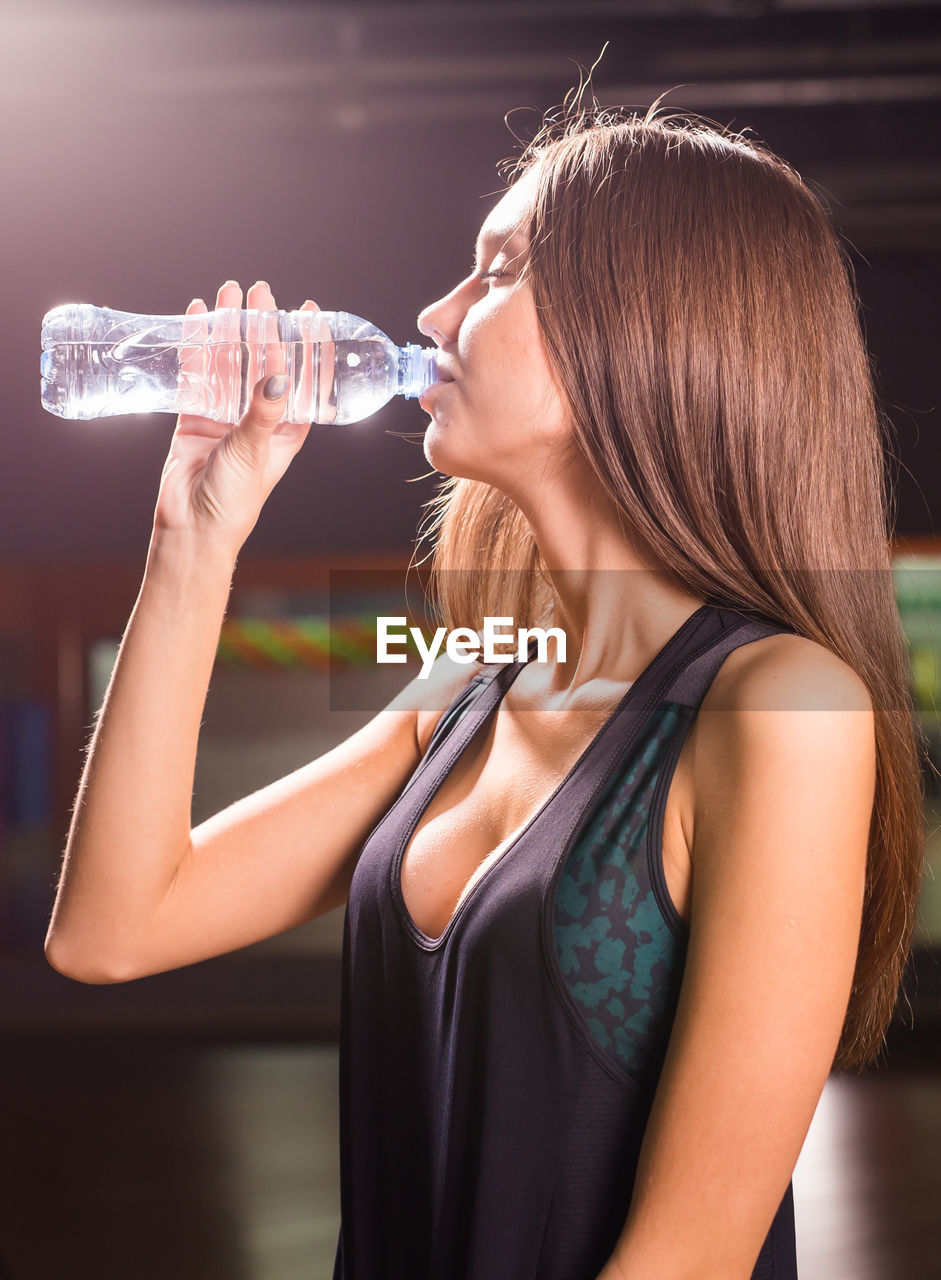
426;680;691;1092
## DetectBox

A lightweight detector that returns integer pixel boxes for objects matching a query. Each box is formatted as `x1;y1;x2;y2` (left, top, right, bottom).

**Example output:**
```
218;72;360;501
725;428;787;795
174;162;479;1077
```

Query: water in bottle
40;304;441;425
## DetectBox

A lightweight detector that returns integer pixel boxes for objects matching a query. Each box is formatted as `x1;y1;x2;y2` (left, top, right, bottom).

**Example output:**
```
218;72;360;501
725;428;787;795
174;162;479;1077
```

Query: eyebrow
474;226;528;267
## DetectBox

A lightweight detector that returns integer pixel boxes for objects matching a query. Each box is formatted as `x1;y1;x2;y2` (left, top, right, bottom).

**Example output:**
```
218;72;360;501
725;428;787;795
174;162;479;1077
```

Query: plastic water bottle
40;303;440;426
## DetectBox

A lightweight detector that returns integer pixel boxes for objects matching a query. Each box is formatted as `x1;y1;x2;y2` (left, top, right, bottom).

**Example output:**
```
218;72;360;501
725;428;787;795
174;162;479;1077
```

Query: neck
510;469;705;696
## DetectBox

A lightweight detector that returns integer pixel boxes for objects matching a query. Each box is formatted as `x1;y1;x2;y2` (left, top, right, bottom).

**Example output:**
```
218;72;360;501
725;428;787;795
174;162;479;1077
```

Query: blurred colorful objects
214;614;437;670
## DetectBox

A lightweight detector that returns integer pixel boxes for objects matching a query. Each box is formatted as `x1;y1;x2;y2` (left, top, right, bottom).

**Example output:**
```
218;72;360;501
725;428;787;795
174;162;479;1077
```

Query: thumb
233;373;291;456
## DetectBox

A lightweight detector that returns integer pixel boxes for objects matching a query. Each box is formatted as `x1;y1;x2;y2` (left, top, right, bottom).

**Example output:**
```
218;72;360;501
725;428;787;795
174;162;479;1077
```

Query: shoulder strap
664;607;795;711
422;669;493;759
396;654;529;805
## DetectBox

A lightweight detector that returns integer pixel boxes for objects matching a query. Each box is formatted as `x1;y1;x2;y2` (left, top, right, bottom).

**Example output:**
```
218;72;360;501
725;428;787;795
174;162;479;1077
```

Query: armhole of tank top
644;701;695;942
646;621;796;940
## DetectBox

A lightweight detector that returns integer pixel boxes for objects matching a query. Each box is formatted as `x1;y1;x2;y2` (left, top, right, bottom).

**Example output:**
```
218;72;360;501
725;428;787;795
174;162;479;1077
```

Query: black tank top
333;604;800;1279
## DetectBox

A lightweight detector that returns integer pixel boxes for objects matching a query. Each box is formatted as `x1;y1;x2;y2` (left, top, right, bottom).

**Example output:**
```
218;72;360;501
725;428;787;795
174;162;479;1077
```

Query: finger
244;280;269;401
210;280;242;421
263;284;285;387
179;298;209;416
245;279;273;309
181;298;208;367
233;373;293;463
247;279;285;395
215;278;242;311
244;280;286;417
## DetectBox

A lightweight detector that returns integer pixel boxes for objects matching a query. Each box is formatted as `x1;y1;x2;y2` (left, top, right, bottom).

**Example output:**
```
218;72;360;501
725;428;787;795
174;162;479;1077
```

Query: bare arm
44;531;443;982
596;637;876;1280
44;275;475;984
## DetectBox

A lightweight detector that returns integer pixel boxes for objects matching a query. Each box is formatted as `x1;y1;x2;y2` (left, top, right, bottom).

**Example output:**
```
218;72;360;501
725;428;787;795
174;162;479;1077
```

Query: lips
419;379;453;409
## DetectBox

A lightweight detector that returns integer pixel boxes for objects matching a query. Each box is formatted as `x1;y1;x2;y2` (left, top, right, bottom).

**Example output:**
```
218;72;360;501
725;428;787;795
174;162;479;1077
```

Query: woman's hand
152;278;321;556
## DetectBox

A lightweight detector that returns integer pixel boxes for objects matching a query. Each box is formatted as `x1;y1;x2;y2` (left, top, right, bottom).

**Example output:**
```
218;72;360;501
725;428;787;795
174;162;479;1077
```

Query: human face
416;170;572;493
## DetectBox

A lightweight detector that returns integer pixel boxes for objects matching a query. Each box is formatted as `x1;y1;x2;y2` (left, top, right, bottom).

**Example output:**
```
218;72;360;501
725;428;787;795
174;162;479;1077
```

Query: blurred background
1;0;940;1276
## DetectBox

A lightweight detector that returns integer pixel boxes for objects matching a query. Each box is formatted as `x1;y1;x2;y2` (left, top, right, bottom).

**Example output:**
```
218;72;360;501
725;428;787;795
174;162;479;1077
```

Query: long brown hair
412;98;929;1074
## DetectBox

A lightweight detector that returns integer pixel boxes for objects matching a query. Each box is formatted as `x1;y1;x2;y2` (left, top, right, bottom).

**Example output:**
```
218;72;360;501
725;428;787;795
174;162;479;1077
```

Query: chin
422;421;458;473
422;433;490;485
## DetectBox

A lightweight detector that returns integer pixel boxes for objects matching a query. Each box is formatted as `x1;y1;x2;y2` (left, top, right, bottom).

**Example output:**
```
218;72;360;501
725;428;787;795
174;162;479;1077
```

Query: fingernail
263;374;289;400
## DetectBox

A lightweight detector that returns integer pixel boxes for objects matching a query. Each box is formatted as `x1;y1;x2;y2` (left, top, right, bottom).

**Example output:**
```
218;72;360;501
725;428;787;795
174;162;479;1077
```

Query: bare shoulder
701;629;874;715
686;630;876;851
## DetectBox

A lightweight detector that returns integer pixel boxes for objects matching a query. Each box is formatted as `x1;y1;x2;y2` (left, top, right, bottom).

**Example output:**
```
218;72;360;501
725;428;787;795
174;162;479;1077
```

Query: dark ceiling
3;0;939;561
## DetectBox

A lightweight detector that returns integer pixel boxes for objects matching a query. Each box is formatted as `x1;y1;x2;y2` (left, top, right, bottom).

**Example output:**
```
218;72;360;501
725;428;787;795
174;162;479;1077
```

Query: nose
417;281;467;347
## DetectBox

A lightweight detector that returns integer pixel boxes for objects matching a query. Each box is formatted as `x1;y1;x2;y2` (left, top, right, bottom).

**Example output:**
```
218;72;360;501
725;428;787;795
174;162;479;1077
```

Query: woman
45;102;926;1280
